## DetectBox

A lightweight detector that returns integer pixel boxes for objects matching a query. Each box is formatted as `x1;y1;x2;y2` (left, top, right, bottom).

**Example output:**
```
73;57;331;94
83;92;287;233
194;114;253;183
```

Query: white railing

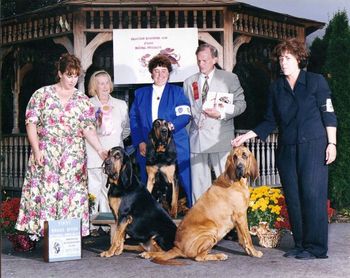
235;130;280;187
0;130;280;193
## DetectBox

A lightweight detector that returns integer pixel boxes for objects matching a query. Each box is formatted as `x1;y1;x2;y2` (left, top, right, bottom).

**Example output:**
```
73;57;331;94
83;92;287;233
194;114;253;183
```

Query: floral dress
15;85;95;237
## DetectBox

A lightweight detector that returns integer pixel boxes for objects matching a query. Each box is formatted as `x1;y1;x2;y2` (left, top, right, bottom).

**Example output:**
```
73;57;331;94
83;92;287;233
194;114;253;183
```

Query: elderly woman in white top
86;70;130;235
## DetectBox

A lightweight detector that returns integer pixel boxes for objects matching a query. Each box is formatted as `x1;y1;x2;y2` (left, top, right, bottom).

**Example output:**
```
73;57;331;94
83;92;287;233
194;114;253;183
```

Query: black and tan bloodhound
146;119;179;218
140;146;263;264
100;146;177;258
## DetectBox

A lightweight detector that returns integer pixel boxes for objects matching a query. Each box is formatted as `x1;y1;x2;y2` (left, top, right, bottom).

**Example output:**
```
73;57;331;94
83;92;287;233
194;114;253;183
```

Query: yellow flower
248;185;286;229
88;193;96;202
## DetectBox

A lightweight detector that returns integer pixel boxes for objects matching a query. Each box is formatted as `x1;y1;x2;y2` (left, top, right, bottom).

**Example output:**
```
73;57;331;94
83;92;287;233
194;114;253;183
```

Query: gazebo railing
1;134;30;193
0;130;280;194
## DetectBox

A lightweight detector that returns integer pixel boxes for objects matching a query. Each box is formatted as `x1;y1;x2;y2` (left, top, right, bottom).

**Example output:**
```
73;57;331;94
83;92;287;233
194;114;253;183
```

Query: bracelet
328;142;336;146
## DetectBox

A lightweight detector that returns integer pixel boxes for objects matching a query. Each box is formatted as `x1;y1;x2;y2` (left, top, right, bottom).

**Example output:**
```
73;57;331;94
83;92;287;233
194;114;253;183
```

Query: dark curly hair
148;55;173;73
56;53;81;80
273;38;309;68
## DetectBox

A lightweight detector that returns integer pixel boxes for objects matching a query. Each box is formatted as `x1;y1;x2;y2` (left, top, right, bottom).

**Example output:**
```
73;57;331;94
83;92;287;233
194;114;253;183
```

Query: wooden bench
91;212;182;243
91;212;117;243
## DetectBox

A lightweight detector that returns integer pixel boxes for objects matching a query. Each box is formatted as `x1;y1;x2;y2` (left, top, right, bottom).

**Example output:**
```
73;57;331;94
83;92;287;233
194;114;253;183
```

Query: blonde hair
88;70;113;96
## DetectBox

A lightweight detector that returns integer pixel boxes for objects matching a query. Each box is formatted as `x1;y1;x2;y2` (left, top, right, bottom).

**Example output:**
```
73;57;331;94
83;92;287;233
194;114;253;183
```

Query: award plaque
43;219;82;262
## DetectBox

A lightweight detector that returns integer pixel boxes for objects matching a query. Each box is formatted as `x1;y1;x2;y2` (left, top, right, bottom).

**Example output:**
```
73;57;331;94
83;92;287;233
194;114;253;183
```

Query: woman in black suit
232;38;337;260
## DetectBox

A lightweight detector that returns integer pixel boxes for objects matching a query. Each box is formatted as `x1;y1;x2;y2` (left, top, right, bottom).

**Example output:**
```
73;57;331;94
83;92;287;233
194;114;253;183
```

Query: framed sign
113;28;199;84
43;219;82;262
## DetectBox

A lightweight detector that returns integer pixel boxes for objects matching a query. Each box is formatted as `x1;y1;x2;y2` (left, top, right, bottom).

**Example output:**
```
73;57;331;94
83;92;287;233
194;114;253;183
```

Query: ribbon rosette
192;81;199;100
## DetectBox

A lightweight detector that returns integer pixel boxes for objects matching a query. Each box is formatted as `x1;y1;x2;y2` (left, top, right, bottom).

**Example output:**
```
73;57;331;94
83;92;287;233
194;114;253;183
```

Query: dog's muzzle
103;150;123;178
235;163;245;179
104;158;116;177
160;126;169;139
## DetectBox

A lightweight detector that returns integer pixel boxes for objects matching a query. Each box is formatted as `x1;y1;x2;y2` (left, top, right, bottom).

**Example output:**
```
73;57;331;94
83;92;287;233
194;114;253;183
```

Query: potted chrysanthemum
248;186;290;248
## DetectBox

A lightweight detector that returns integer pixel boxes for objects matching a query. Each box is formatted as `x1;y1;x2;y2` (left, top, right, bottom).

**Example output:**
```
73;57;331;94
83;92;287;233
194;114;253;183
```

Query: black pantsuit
277;138;328;257
254;70;337;257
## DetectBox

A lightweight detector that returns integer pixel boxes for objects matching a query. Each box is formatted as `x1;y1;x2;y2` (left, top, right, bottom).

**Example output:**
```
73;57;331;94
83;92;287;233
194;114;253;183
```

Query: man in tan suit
183;43;246;203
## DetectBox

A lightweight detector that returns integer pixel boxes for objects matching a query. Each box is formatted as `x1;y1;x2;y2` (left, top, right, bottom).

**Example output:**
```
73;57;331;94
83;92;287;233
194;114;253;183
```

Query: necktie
202;75;209;103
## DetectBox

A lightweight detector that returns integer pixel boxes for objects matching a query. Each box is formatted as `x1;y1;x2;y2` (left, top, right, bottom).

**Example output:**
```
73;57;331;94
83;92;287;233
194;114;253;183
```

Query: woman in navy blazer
130;55;192;207
232;38;337;260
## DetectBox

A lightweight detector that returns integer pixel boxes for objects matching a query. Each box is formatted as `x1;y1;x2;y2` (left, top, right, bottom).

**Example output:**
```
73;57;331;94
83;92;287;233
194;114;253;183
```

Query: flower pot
250;221;281;248
7;234;36;252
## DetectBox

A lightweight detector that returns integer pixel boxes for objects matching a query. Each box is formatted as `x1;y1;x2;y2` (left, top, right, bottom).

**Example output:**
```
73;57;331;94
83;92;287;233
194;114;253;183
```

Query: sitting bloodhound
140;146;263;264
100;146;177;258
146;119;179;218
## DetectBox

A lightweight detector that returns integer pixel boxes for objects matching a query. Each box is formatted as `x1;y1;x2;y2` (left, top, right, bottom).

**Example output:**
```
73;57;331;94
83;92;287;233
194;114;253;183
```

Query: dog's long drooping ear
120;154;133;188
225;151;237;181
247;152;259;181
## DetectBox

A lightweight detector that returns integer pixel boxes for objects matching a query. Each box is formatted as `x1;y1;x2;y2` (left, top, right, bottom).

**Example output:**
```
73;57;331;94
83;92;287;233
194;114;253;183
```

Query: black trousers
277;137;328;257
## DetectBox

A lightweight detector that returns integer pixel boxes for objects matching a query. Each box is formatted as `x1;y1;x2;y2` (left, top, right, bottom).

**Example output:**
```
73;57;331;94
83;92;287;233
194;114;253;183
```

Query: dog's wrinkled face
151;119;172;153
152;119;171;142
225;146;259;181
103;146;126;180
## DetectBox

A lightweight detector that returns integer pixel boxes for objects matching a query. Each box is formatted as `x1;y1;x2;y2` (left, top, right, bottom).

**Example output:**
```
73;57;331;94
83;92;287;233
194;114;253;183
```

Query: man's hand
203;108;221;119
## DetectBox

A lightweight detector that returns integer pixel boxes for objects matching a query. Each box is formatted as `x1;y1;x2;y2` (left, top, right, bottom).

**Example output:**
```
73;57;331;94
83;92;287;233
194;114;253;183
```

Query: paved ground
1;223;350;278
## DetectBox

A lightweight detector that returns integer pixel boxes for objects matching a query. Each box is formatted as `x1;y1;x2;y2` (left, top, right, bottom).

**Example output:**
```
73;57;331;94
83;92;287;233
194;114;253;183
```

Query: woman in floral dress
15;54;107;238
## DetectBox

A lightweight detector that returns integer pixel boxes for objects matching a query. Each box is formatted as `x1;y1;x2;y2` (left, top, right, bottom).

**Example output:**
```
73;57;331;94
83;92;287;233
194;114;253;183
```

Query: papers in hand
202;91;235;114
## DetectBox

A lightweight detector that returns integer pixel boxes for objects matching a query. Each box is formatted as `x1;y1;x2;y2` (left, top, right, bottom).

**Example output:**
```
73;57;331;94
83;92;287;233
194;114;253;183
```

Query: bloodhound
146;119;179;218
140;146;263;264
100;146;177;258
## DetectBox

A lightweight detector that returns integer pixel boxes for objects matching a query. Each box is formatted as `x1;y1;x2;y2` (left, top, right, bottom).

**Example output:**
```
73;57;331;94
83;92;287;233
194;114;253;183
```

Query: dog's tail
151;258;187;266
147;247;187;266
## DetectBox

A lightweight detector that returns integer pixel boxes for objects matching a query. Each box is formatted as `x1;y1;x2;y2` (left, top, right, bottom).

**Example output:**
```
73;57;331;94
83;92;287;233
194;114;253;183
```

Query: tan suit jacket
183;68;246;153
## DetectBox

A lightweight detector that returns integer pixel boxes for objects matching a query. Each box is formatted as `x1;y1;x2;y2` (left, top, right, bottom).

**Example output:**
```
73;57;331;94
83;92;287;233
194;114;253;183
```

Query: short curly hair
148;55;173;73
56;53;81;78
273;38;309;68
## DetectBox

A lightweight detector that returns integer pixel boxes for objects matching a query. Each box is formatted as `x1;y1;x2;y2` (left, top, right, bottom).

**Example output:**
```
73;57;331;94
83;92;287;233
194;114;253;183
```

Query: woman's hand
231;131;258;147
33;149;44;166
139;142;147;157
325;143;337;164
97;149;108;161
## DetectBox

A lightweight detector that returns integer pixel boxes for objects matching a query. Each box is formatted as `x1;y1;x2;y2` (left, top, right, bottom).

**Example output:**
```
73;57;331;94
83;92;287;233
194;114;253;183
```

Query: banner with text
113;28;198;84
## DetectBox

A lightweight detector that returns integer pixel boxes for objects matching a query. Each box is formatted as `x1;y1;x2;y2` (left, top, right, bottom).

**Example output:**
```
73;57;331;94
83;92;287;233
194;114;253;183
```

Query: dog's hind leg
100;216;133;257
192;235;228;261
235;214;263;258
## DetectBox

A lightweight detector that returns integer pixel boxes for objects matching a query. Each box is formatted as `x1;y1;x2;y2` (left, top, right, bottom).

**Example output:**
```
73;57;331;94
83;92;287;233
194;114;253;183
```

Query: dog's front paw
216;253;228;261
139;251;152;259
100;250;114;258
254;250;263;258
114;247;123;256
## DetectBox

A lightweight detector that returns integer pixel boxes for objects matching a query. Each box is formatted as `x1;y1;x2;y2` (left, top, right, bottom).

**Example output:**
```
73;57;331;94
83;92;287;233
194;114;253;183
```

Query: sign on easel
43;219;82;262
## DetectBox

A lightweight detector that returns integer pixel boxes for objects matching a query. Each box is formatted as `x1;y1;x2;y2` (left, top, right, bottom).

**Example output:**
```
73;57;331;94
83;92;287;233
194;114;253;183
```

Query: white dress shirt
151;84;165;122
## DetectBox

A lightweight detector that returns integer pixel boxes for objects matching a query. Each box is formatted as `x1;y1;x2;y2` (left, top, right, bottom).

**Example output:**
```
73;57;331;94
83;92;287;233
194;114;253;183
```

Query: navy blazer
254;70;337;145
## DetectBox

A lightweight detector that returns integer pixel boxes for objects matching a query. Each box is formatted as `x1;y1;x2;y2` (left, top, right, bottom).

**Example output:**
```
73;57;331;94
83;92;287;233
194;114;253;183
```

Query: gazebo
0;0;324;194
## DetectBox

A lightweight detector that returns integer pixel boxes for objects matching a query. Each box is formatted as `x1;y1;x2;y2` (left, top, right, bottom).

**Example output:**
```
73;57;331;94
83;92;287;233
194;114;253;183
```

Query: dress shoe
295;250;316;260
283;248;303;258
